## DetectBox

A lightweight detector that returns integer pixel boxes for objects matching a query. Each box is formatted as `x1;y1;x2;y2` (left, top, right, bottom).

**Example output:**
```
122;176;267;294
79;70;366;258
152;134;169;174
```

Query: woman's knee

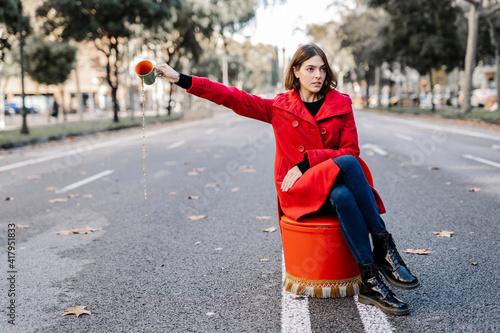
333;155;360;171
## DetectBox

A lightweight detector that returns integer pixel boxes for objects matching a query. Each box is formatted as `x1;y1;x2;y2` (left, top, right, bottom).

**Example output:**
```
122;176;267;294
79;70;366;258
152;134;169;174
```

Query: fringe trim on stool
283;272;362;298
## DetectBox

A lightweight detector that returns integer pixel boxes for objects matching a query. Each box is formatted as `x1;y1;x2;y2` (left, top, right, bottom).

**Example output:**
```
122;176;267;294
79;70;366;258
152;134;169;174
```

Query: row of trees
308;0;500;113
0;0;262;132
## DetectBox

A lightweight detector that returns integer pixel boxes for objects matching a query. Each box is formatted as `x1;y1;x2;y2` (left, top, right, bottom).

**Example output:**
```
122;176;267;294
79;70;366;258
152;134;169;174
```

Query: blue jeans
329;155;387;265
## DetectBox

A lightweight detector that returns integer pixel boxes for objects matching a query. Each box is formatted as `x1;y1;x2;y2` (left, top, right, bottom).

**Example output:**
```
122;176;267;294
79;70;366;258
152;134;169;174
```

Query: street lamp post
16;0;29;134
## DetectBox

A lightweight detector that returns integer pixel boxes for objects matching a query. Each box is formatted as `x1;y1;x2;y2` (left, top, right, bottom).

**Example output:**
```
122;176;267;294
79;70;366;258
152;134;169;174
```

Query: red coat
187;76;385;220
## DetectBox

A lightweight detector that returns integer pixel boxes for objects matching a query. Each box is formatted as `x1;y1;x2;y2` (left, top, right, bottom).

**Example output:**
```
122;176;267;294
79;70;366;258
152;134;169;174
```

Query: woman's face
293;55;326;97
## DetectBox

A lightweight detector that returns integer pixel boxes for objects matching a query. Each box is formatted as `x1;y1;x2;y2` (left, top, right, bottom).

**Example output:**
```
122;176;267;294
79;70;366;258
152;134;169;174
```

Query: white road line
281;252;311;333
167;140;186;150
361;144;389;156
377;115;500;142
463;154;500;169
394;133;414;141
0;115;231;173
55;169;115;194
354;296;393;333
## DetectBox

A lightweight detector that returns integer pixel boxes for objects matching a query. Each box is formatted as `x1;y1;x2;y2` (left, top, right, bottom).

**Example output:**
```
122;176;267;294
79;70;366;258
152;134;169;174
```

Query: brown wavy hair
284;44;337;95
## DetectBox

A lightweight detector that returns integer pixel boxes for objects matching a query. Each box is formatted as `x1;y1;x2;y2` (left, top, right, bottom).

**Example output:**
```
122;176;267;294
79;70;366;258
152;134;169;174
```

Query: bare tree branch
484;3;500;16
464;0;481;7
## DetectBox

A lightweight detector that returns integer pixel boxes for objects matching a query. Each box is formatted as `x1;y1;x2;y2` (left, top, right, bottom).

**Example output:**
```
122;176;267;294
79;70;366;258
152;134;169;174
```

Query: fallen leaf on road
49;198;68;203
4;197;14;201
16;225;29;229
66;194;79;199
231;187;239;192
165;161;177;165
193;167;206;172
468;188;481;192
256;216;271;220
186;195;199;200
82;194;93;199
56;227;103;235
46;186;58;191
445;182;452;185
187;171;198;176
262;227;277;233
205;183;219;188
239;166;256;173
187;215;207;221
403;249;434;255
183;161;191;165
259;258;271;262
430;166;440;170
27;174;42;180
168;192;177;196
62;306;91;317
432;231;454;237
466;259;479;266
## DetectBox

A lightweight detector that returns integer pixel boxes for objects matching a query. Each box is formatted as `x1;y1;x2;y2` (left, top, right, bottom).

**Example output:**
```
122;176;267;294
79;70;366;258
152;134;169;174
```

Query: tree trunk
486;15;500;108
462;3;480;113
375;66;381;107
429;70;435;112
17;0;28;134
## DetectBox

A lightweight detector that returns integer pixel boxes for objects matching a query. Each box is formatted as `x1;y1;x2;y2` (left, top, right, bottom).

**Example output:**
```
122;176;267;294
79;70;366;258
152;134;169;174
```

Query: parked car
4;102;39;114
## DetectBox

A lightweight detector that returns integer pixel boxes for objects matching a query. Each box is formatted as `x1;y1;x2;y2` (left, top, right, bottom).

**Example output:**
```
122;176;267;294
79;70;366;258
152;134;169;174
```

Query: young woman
156;44;419;316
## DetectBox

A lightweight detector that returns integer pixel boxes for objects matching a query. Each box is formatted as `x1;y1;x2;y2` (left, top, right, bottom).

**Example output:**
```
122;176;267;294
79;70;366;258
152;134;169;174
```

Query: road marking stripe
463;154;500;169
167;140;186;150
354;295;393;333
361;144;389;156
281;252;311;333
395;133;414;141
0;115;233;173
55;169;115;194
377;115;500;142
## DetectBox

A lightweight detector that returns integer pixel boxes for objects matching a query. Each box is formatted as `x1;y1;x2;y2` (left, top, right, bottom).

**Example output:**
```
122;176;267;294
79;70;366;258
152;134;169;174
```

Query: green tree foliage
369;0;464;110
36;0;182;122
24;35;77;86
0;0;31;63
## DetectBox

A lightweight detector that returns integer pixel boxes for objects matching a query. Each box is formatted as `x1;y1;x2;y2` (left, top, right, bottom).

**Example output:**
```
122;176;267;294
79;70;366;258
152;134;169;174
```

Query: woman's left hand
281;166;302;192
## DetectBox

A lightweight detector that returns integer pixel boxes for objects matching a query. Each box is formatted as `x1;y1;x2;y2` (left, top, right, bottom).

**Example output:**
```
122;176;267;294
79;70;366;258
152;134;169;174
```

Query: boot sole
380;270;421;290
358;294;410;316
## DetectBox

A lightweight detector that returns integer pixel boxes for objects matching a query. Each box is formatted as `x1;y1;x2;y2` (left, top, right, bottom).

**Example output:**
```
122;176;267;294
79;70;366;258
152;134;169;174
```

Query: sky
236;0;352;55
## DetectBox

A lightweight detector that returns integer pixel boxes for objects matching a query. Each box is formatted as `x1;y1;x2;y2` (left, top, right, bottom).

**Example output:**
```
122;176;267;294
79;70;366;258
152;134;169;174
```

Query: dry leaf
430;166;440;170
403;249;434;255
468;188;481;192
27;174;42;180
46;186;58;191
193;167;206;172
168;192;177;196
183;161;191;165
16;225;29;229
187;171;198;176
165;161;177;165
432;231;454;237
187;215;207;221
239;166;256;173
466;259;479;266
56;227;103;235
256;216;271;220
66;194;79;199
62;306;91;317
79;171;87;176
4;197;14;201
82;194;93;199
49;198;68;203
205;183;219;188
186;195;199;200
262;227;277;233
231;187;239;192
259;258;271;262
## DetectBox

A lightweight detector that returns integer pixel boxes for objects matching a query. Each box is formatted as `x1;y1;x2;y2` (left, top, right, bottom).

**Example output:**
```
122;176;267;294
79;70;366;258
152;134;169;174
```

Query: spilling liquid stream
141;78;148;217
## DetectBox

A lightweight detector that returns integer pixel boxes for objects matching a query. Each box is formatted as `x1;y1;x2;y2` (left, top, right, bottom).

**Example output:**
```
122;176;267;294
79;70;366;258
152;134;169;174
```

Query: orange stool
279;158;374;298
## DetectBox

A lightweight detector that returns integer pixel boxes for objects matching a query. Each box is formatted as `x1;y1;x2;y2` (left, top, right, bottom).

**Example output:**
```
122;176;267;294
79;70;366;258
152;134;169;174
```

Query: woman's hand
281;166;302;192
156;64;180;83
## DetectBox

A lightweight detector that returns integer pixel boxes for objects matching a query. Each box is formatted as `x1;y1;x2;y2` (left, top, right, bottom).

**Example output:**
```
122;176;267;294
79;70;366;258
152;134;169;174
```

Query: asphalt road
1;107;499;332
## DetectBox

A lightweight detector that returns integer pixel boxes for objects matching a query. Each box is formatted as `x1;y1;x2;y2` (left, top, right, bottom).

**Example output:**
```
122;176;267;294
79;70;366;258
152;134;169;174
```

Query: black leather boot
358;263;410;316
372;232;420;290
